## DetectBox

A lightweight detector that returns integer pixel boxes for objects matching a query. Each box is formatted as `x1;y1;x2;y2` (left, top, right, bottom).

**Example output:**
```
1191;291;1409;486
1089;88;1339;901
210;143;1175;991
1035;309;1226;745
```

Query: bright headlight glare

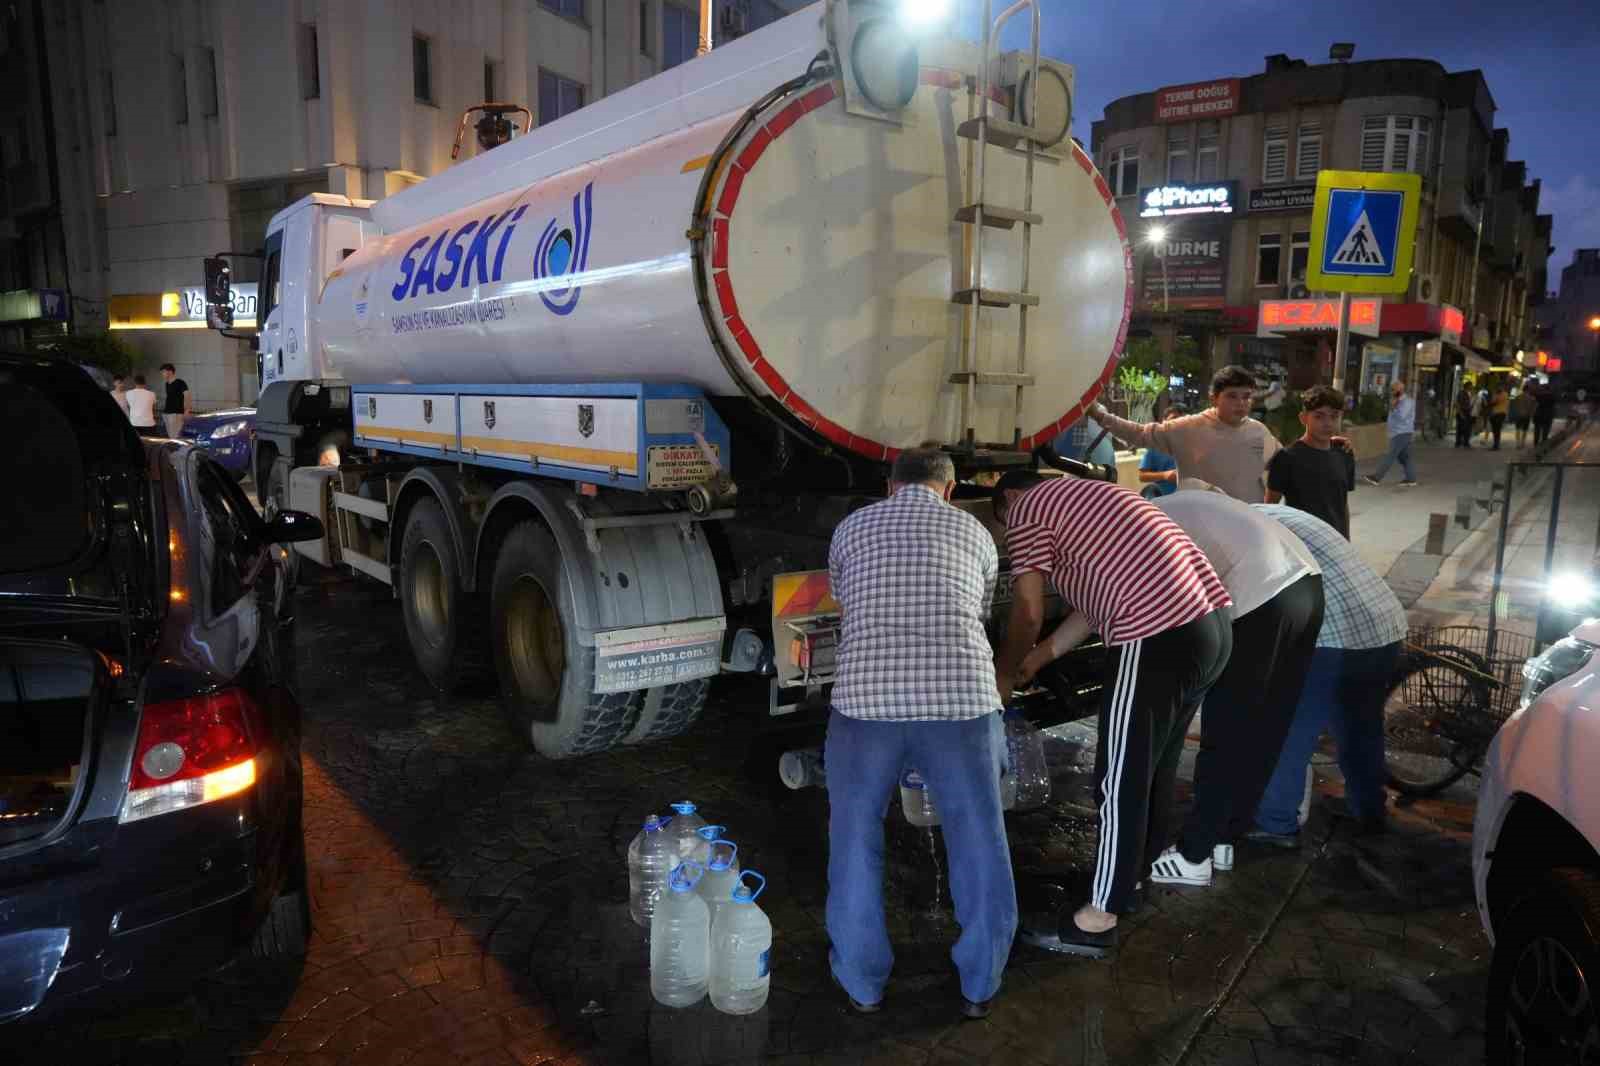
1547;572;1598;610
899;0;952;28
1520;637;1596;710
209;420;250;439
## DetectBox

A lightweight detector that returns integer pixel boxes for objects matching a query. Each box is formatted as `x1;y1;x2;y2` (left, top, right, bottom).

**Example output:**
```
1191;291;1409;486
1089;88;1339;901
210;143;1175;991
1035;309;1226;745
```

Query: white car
1473;618;1600;1061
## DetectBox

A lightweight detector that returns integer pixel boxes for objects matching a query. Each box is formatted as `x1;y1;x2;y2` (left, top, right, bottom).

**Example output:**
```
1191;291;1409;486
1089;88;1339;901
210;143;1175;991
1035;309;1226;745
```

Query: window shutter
1295;122;1321;178
1361;117;1387;170
1263;125;1288;183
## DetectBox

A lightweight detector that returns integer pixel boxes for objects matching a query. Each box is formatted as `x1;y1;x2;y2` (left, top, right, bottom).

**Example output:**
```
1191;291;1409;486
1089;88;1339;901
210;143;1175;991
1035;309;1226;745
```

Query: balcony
1437;182;1485;240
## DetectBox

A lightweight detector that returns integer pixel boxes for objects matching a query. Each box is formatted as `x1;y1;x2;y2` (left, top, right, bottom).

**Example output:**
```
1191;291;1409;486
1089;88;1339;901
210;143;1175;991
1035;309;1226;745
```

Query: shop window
663;4;695;69
1362;115;1431;174
1262;125;1288;184
1166;128;1189;183
1290;230;1310;282
1106;145;1139;197
538;69;585;125
1296;122;1321;179
1256;233;1283;286
413;35;433;104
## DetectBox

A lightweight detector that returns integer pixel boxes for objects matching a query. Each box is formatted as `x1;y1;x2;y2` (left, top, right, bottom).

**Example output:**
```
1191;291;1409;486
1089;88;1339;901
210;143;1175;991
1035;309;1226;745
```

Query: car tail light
120;689;261;824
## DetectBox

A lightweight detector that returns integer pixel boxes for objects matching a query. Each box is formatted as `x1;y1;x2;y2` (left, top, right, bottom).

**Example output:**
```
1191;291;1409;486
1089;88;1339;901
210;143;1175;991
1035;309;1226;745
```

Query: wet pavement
5;578;1490;1065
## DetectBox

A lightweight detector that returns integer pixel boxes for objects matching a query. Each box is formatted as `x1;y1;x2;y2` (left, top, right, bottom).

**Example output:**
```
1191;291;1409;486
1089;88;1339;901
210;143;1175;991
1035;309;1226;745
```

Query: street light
1145;226;1170;313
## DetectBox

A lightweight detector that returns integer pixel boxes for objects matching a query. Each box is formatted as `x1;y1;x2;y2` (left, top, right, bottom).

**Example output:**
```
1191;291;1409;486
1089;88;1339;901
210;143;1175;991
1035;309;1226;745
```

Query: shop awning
1442;342;1491;372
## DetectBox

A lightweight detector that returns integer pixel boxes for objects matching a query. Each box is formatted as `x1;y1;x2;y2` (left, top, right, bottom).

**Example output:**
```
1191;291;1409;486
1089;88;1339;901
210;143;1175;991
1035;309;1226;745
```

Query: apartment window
299;24;320;100
484;60;498;102
1295;122;1321;179
413;35;433;104
1106;145;1139;197
1195;120;1220;182
538;69;585;125
198;48;217;117
1166;128;1189;183
172;53;188;124
102;70;117;136
1256;232;1282;286
640;1;652;56
1361;115;1432;174
663;4;695;69
1290;230;1311;282
1262;124;1288;183
540;0;585;18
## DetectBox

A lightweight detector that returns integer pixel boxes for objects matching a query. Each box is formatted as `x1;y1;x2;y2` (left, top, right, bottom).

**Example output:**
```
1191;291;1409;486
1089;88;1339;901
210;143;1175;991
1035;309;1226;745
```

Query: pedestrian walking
1265;385;1356;537
125;375;159;435
993;472;1232;958
1489;382;1510;451
160;363;191;437
110;375;130;419
1361;381;1417;487
1249;505;1407;843
1143;485;1324;888
1137;406;1184;499
1473;385;1490;442
1455;384;1475;448
1532;382;1557;447
1512;386;1535;449
1091;365;1280;503
824;448;1015;1020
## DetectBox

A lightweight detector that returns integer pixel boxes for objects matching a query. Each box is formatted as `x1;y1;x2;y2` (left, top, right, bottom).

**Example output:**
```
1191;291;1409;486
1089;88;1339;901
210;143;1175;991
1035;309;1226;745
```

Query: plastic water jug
1003;708;1052;810
664;801;708;860
899;769;940;827
690;824;727;867
627;814;675;928
709;871;772;1015
650;862;710;1008
697;839;741;922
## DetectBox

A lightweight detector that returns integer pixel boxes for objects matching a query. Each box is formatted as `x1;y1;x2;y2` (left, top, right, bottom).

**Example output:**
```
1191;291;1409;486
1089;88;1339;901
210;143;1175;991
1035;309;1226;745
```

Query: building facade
1091;51;1552;401
1539;249;1600;378
0;0;797;408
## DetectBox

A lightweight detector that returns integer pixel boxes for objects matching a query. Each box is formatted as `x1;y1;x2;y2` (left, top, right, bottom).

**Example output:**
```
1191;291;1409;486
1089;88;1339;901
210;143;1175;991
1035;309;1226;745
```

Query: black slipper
1018;911;1117;959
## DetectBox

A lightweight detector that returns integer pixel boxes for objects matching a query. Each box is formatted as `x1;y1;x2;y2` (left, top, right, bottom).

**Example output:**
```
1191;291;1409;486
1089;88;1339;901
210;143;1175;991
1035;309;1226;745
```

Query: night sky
953;0;1600;291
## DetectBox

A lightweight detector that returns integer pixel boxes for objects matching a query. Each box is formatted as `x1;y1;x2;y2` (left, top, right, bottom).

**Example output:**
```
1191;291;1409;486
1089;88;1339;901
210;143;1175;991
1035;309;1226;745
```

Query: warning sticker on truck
592;617;726;694
646;443;720;489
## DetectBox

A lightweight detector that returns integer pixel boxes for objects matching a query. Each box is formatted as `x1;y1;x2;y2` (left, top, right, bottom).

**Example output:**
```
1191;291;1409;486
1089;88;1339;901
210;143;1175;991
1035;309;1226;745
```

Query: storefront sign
1415;340;1442;368
112;284;258;330
1257;298;1382;339
1138;181;1237;218
1248;183;1316;213
0;288;68;323
1439;305;1464;344
1154;79;1240;122
1142;225;1229;310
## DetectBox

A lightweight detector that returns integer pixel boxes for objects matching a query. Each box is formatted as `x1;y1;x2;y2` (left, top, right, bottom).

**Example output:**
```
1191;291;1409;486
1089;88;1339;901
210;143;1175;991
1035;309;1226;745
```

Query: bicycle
1380;624;1537;796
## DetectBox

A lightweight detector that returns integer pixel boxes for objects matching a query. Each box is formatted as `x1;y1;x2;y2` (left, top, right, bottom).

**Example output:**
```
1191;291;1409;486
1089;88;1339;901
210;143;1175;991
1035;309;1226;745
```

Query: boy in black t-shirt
1266;386;1356;537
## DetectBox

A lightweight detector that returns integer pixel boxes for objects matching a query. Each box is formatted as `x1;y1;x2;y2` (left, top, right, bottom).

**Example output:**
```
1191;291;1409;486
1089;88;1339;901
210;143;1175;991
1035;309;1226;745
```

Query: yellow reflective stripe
458;434;638;473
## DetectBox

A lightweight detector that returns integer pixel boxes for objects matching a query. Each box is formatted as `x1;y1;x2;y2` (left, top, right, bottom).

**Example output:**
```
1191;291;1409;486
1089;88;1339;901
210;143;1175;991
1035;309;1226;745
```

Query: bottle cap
696;824;726;841
730;870;766;904
642;815;665;833
707;840;738;871
670;801;698;816
668;861;705;893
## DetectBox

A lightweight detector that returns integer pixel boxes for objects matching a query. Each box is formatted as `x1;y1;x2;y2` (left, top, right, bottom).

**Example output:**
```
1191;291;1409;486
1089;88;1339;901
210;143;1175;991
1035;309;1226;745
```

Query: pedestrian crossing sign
1306;170;1421;294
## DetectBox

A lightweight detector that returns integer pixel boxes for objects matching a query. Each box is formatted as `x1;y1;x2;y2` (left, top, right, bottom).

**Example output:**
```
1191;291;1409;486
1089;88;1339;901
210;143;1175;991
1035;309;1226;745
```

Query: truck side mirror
204;256;234;330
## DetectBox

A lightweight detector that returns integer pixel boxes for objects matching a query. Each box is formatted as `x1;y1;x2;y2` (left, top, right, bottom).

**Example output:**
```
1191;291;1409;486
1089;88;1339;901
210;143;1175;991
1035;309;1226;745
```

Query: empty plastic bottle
697;839;741;923
664;801;708;861
690;824;727;867
1003;708;1052;810
650;862;710;1008
627;814;675;928
709;871;772;1015
899;769;940;827
778;748;826;790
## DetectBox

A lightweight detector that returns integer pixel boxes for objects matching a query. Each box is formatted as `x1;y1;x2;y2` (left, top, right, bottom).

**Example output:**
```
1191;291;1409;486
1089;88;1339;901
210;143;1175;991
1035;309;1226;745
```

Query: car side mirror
204;256;234;330
263;509;324;544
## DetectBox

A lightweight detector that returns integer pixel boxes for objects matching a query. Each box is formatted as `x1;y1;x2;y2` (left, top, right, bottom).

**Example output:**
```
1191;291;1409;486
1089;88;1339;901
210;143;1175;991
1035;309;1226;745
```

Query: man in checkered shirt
824;448;1015;1020
1249;504;1408;841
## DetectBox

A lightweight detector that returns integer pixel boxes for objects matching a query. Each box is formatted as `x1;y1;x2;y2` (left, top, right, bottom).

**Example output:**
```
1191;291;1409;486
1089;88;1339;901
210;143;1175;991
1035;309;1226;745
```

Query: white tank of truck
315;1;1132;459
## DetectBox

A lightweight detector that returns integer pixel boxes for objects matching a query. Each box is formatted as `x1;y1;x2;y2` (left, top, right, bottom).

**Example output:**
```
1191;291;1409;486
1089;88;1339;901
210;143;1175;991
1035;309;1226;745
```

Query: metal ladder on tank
951;0;1048;452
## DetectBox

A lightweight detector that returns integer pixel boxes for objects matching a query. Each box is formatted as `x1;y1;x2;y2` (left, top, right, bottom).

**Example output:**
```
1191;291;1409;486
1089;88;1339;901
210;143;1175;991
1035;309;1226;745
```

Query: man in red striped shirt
992;471;1233;957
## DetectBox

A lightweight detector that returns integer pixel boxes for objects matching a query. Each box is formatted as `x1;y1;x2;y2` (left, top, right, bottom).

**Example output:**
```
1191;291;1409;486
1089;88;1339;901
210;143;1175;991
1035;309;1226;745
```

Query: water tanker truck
201;0;1132;760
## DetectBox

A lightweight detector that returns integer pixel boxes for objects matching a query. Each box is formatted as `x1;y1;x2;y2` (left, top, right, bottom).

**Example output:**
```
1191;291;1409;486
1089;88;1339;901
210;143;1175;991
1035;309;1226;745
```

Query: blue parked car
179;407;256;480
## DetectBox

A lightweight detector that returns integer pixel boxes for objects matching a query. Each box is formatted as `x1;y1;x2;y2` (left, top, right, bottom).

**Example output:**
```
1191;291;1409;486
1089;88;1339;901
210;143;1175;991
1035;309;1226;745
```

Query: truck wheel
623;679;711;745
1486;867;1600;1063
399;498;489;695
489;521;642;758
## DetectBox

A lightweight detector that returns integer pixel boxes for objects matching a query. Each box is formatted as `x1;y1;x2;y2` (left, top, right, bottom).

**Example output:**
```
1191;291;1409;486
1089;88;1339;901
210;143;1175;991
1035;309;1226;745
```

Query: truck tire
622;679;711;745
489;521;643;758
399;498;489;695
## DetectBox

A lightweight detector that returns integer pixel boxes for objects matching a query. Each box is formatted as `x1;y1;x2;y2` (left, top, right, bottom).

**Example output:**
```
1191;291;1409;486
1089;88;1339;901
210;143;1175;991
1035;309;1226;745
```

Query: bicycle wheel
1382;650;1487;796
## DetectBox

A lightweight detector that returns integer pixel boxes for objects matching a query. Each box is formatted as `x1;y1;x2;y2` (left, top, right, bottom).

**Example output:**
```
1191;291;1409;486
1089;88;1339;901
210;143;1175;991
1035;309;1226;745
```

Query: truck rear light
120;689;261;824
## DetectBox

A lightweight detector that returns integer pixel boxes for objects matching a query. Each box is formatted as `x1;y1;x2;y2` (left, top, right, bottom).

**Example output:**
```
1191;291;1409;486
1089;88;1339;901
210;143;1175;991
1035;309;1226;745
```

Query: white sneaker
1150;845;1213;886
1213;843;1234;871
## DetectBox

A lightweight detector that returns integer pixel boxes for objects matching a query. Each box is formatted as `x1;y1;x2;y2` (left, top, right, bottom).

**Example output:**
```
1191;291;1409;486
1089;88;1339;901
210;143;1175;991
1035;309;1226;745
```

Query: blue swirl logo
533;182;594;316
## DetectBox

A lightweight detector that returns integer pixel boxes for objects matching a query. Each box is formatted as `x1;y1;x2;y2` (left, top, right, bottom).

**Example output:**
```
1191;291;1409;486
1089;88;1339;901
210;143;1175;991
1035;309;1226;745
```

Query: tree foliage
30;331;139;378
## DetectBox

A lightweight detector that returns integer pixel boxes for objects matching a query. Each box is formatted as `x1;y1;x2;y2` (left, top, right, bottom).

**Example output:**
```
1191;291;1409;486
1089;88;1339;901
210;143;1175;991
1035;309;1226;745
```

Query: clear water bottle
709;871;772;1015
627;814;675;928
650;862;710;1008
900;769;940;827
1003;708;1052;810
697;839;741;924
690;824;727;867
664;801;708;861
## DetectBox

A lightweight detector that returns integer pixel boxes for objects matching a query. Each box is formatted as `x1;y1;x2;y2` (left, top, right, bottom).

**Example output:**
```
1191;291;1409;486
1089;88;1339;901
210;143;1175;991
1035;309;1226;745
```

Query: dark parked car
0;354;322;1024
179;406;256;480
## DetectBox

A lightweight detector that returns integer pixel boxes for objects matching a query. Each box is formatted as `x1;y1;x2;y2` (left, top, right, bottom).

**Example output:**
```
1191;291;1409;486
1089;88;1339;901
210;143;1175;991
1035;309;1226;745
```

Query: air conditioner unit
1414;274;1440;304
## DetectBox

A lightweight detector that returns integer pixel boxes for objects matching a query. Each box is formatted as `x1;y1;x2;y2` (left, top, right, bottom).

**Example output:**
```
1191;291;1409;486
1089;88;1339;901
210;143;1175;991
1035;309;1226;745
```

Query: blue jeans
1254;643;1401;834
825;710;1016;1005
1370;432;1416;482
